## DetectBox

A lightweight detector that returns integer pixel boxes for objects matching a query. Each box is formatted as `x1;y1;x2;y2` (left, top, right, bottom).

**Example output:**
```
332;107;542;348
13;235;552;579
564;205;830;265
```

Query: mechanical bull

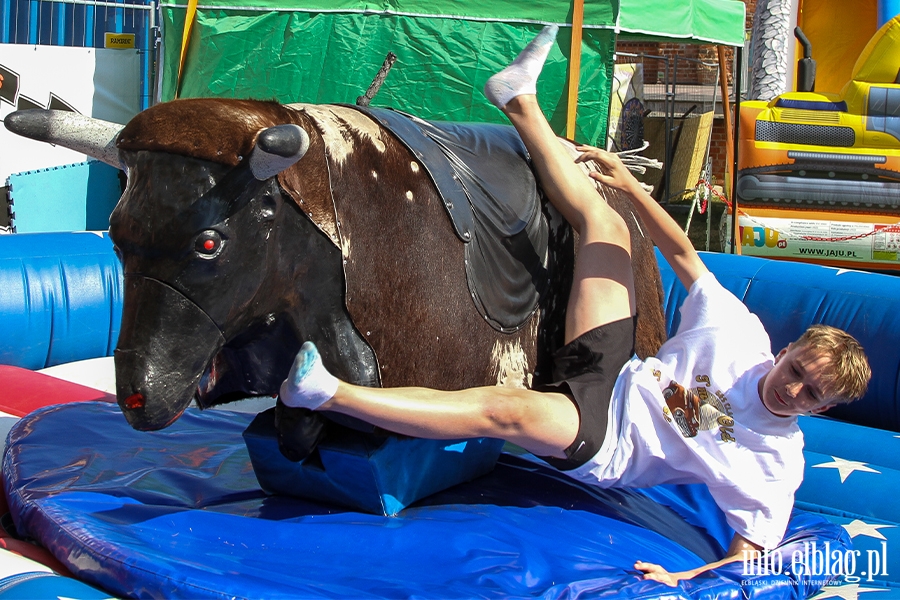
4;98;667;459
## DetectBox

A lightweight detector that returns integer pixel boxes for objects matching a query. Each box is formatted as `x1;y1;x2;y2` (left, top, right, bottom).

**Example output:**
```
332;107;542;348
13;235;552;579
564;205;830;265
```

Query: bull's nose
120;397;188;431
124;392;145;409
114;344;201;431
115;369;192;431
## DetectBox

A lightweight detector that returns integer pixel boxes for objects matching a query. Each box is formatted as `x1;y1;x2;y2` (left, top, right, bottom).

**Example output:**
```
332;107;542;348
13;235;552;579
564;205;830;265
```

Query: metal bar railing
1;0;158;108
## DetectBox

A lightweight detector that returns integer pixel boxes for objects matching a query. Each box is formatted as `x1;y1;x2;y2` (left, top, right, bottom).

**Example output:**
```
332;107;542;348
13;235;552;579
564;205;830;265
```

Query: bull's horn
249;124;310;180
4;109;123;169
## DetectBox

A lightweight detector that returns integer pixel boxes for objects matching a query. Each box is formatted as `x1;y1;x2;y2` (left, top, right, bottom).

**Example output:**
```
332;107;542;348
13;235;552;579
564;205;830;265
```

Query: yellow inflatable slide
733;15;900;270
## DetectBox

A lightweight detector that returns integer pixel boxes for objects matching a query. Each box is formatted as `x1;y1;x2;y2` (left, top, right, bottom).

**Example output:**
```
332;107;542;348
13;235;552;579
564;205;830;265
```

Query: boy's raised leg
485;26;636;343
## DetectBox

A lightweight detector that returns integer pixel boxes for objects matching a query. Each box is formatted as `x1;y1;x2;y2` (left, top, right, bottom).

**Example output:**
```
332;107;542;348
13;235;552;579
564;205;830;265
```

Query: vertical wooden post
175;0;199;99
730;47;743;255
718;45;741;254
717;46;734;175
566;0;585;140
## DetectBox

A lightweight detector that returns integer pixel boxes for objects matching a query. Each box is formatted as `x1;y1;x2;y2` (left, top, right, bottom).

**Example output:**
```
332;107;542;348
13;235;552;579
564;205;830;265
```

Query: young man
279;26;871;585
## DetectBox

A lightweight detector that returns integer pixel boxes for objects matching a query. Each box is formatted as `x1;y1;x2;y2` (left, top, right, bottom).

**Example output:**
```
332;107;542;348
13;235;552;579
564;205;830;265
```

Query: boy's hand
575;143;709;289
634;560;692;587
574;145;639;194
634;534;760;587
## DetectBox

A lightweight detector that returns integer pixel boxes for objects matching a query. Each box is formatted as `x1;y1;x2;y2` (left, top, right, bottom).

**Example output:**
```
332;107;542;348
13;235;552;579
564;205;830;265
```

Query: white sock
484;24;559;109
279;341;338;410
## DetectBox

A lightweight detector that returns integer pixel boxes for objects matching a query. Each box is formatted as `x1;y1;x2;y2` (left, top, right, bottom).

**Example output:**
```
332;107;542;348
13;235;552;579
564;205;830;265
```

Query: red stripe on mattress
0;365;115;417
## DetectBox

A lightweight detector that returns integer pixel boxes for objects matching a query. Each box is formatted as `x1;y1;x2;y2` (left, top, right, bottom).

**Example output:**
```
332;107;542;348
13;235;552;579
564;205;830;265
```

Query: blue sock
279;342;338;410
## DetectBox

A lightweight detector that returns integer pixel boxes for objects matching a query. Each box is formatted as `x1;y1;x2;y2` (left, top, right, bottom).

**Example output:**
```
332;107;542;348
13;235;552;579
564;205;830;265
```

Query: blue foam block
243;408;504;515
8;160;121;233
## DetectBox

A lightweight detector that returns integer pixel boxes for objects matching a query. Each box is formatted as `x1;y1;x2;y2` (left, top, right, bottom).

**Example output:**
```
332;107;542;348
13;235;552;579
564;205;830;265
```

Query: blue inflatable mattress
3;401;852;599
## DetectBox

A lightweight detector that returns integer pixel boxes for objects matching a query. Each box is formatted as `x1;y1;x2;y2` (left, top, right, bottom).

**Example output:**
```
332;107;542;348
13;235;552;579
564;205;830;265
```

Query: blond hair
794;324;871;403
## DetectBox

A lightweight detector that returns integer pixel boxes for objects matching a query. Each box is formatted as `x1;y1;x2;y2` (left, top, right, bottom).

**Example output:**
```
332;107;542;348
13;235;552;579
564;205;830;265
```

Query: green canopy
617;0;746;45
157;0;744;144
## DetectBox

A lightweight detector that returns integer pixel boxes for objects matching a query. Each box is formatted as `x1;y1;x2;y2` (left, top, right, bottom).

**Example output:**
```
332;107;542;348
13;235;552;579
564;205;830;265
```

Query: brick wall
708;124;731;187
615;0;758;185
615;42;722;86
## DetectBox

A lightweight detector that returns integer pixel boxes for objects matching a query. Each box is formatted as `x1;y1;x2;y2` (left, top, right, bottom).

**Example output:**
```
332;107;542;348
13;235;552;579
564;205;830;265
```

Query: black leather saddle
349;105;550;333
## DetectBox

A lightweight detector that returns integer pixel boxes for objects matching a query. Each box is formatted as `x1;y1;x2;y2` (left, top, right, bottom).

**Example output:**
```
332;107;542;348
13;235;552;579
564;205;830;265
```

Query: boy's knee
479;389;536;436
584;204;631;249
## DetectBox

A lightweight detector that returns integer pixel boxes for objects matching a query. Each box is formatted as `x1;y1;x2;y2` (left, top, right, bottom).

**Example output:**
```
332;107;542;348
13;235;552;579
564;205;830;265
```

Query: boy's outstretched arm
575;146;709;291
635;533;763;586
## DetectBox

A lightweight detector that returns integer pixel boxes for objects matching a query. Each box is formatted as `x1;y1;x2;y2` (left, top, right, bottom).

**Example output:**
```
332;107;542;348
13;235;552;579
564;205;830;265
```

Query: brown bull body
6;98;667;458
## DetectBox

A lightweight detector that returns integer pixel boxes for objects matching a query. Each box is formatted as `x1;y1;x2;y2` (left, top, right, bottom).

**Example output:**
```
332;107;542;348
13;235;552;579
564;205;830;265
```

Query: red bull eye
194;230;223;258
124;392;145;409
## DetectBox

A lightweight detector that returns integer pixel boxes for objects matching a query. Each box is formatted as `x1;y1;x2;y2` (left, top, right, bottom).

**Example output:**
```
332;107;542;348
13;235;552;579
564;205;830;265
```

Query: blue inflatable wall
1;234;900;597
0;232;121;370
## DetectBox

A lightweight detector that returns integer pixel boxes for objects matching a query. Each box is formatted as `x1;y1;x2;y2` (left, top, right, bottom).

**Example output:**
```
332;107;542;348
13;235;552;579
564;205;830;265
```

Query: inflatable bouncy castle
732;15;900;271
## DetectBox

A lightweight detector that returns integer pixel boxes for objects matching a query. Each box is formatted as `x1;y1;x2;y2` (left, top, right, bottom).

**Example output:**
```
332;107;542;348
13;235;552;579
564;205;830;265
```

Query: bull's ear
249;124;310;180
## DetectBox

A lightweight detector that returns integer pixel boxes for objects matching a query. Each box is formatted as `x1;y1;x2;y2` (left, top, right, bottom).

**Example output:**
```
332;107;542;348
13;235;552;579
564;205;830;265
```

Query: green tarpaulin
618;0;745;45
157;1;744;144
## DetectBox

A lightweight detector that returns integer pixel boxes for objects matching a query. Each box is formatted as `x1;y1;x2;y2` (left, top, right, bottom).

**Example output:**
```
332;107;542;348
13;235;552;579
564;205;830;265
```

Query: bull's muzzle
115;276;225;431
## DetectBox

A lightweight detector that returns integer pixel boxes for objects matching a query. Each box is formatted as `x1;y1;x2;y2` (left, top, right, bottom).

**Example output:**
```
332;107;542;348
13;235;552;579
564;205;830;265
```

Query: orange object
175;0;200;98
734;17;900;268
566;0;585;140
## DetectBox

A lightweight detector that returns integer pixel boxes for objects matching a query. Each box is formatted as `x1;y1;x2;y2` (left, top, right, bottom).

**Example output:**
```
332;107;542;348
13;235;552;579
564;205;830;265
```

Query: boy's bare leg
500;96;636;343
281;342;579;458
326;383;578;457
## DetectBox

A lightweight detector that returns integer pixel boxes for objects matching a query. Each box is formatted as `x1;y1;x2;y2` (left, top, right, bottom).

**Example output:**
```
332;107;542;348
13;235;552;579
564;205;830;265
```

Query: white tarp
0;44;141;183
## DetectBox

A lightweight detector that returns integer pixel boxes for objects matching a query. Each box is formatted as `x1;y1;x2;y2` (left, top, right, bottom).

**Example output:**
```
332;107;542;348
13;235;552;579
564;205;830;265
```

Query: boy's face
758;344;837;417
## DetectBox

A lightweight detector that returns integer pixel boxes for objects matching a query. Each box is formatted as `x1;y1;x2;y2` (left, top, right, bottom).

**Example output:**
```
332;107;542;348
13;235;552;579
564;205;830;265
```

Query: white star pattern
841;520;895;540
812;457;881;483
812;583;890;599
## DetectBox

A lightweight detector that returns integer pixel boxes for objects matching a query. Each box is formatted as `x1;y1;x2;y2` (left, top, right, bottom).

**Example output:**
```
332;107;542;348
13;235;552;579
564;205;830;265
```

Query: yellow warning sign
105;33;135;49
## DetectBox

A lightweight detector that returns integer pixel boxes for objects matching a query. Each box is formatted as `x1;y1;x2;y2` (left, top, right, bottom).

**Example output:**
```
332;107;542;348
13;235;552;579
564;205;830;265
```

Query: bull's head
5;100;312;430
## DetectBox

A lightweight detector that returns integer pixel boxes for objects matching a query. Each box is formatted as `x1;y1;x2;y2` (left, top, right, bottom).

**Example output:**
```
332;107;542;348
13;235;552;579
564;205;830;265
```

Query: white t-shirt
568;272;804;549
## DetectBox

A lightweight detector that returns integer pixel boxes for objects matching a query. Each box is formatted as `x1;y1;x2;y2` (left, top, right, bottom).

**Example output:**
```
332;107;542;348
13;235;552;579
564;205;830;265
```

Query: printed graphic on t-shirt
662;381;700;437
661;377;736;442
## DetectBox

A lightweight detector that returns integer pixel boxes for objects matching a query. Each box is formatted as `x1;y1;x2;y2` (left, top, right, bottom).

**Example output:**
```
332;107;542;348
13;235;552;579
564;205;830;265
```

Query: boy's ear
774;347;789;363
810;403;836;415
